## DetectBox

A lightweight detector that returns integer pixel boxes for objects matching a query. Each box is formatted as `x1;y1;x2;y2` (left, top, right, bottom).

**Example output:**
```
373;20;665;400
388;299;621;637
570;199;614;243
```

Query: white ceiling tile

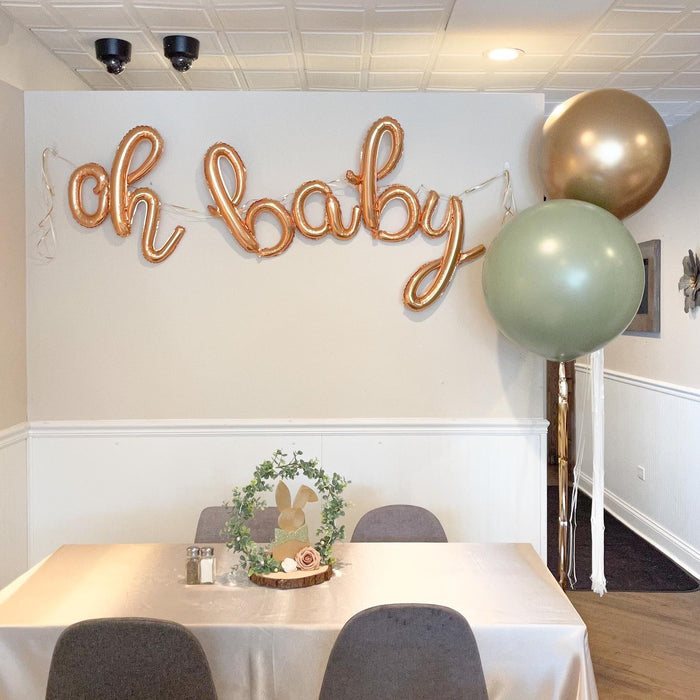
560;54;628;72
486;72;549;89
368;71;422;89
243;71;301;89
580;33;655;54
427;72;484;90
76;30;154;53
214;5;290;31
307;71;361;89
500;54;563;71
236;53;297;70
75;68;123;88
132;5;214;30
129;52;167;69
545;72;609;89
627;53;697;70
371;32;435;54
649;100;695;116
191;55;231;70
51;4;136;29
669;10;700;32
433;54;484;71
373;7;445;32
295;6;365;31
301;32;363;54
151;31;224;54
226;31;293;54
303;54;362;71
31;28;82;50
1;3;60;27
652;86;700;99
667;71;700;86
607;71;673;88
54;50;101;69
186;70;241;89
122;69;183;89
370;54;430;71
596;8;683;32
441;33;578;55
648;32;700;53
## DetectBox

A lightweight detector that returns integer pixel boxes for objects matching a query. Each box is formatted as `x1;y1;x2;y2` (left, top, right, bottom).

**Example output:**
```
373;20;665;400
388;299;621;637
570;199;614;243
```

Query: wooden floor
567;589;700;699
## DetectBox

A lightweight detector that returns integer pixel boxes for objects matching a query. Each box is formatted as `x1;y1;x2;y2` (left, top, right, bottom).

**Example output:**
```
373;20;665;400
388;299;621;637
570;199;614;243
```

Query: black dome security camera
95;38;131;75
163;35;200;72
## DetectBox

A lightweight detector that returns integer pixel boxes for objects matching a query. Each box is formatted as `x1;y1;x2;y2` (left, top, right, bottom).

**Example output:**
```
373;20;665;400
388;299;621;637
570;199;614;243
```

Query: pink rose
295;546;321;571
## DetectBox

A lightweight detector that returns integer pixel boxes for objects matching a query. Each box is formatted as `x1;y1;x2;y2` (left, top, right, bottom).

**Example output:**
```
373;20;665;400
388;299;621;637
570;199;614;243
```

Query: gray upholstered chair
319;603;488;700
195;505;278;543
45;617;217;700
351;504;448;542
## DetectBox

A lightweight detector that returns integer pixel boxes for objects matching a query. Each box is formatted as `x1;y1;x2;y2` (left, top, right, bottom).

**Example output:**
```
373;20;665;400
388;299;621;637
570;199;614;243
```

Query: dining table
0;541;597;699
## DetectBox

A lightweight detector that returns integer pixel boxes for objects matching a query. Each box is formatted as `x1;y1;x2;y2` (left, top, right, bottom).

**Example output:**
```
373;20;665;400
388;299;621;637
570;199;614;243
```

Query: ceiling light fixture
485;47;524;62
163;35;200;72
95;38;131;75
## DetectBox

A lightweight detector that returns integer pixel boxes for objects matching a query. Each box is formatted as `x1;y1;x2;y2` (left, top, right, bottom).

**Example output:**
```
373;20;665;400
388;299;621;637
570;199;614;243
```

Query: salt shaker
199;546;216;584
186;546;200;585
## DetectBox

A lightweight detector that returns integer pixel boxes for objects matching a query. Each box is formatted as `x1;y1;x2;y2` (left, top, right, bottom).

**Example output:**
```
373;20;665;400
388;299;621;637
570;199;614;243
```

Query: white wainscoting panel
575;366;700;579
0;423;28;588
27;419;548;567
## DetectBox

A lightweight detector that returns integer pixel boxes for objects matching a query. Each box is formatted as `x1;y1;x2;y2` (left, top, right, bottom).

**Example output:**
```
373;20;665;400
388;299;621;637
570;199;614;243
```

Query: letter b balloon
482;200;645;362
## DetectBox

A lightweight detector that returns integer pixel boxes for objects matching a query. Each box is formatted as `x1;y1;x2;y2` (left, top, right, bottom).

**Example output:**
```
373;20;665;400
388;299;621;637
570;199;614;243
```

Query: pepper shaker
186;545;200;585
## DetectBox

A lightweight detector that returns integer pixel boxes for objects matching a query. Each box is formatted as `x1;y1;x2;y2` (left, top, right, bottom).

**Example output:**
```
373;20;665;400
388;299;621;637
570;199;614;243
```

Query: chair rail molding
0;422;29;449
28;417;549;438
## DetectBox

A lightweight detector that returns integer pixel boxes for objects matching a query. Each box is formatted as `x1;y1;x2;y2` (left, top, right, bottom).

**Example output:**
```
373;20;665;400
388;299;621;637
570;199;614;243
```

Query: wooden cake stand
250;565;332;589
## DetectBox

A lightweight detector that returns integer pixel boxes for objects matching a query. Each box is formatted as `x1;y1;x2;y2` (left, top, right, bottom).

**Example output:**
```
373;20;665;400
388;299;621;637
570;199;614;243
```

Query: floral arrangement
224;450;349;575
678;249;699;313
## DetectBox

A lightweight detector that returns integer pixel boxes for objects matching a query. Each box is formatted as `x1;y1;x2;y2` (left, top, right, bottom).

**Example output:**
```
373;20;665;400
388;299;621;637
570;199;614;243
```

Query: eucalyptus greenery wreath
224;449;350;575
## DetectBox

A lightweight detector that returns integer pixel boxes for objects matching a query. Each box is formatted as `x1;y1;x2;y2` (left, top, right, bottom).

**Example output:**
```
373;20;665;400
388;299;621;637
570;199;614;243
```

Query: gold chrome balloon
539;89;671;219
204;142;259;253
404;196;485;310
347;116;419;240
68;163;110;228
68;126;185;262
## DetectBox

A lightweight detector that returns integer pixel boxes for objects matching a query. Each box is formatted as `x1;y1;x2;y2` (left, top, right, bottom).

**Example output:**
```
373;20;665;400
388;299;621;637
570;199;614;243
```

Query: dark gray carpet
547;486;699;592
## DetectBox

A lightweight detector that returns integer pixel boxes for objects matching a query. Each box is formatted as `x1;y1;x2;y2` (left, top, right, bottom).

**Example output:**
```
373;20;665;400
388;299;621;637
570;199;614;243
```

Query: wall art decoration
678;248;699;314
624;239;661;333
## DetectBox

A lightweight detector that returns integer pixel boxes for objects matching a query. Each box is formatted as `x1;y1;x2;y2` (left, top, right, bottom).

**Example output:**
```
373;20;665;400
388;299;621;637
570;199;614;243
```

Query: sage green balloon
482;200;644;362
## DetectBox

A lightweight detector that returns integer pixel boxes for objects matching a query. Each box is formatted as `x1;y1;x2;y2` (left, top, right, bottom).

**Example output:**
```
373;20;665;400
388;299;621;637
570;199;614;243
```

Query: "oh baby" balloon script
67;116;486;311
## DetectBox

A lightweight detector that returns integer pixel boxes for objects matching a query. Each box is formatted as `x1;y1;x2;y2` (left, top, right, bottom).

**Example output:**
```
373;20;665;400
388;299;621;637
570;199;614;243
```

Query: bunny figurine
271;481;318;563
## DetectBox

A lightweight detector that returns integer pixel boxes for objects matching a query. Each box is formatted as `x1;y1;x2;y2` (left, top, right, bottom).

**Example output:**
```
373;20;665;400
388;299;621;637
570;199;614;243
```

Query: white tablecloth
0;542;597;699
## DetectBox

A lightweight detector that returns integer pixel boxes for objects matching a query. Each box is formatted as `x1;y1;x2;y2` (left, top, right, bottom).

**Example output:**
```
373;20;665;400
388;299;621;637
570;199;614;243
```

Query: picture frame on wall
624;239;661;335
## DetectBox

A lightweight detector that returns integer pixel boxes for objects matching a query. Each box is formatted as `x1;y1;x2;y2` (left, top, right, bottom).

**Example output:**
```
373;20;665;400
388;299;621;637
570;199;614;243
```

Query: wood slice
249;564;332;589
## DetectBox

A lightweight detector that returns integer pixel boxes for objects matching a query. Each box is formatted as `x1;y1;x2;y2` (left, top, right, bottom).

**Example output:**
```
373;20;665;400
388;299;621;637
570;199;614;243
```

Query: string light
36;149;516;261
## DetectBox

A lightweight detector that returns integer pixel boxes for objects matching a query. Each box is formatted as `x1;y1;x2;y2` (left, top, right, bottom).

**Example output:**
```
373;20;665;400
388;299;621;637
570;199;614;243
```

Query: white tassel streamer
590;349;607;595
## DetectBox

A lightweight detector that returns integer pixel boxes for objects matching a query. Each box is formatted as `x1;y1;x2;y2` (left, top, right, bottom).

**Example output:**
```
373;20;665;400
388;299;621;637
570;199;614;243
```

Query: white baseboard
578;473;700;580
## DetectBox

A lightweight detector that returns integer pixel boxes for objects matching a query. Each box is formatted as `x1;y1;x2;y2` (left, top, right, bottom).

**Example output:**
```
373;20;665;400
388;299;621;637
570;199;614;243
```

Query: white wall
0;78;27;588
20;92;548;571
25;92;544;421
0;79;25;429
0;8;87;91
605;109;700;388
574;111;700;578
